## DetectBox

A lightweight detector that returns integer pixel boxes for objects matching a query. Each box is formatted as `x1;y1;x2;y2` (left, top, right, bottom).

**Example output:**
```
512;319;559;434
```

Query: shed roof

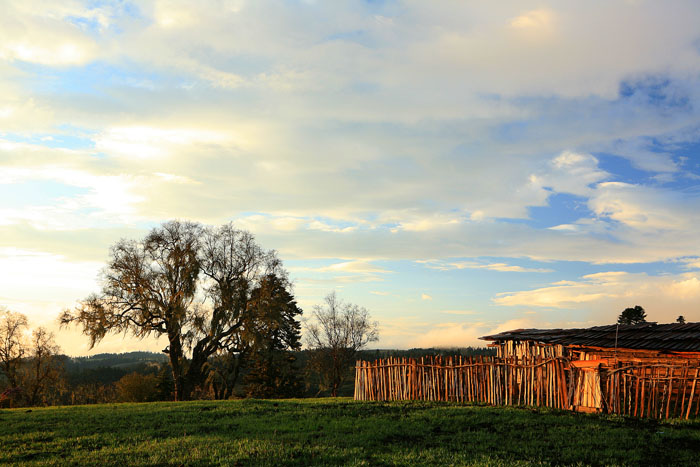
480;322;700;352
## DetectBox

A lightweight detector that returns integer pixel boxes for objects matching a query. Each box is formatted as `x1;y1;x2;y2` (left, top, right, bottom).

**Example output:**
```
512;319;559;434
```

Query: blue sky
2;1;700;355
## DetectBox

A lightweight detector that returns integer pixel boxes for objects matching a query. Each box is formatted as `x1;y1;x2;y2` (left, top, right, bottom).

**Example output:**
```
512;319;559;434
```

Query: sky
2;1;700;356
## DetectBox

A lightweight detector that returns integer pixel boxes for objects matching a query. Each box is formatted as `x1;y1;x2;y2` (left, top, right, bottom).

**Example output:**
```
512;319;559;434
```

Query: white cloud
409;319;533;348
421;293;433;300
370;290;391;296
320;260;391;274
394;214;462;232
589;182;698;231
420;259;553;273
94;126;233;160
536;151;609;196
440;310;477;316
290;260;391;288
0;3;99;66
678;258;700;270
307;220;357;233
0;247;103;352
494;271;700;323
0;165;145;229
510;9;555;31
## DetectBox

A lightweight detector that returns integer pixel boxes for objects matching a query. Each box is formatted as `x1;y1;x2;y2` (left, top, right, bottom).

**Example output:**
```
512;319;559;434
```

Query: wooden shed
480;322;700;414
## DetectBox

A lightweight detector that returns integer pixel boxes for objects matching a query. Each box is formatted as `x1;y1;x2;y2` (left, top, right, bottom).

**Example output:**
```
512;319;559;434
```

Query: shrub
115;372;159;403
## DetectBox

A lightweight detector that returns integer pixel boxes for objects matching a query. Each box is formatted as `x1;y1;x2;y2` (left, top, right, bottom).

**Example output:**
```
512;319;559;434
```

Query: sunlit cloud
419;259;553;273
94;126;233;160
370;291;391;296
494;271;700;322
0;247;102;328
588;182;699;231
320;261;391;274
410;319;533;348
510;9;554;29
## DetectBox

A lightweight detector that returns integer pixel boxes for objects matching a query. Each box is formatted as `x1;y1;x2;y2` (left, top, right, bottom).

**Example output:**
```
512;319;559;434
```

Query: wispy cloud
494;271;700;322
419;259;553;273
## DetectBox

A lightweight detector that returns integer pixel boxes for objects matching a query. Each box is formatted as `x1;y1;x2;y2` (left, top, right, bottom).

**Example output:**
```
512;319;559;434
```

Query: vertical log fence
354;356;700;419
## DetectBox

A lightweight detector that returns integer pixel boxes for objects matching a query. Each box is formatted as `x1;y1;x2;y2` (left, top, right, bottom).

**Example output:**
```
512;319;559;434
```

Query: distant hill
61;351;168;386
65;351;167;370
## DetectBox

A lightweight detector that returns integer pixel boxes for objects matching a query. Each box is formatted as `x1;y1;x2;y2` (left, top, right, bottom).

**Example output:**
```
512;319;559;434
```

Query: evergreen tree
617;305;647;325
155;363;174;401
243;275;303;398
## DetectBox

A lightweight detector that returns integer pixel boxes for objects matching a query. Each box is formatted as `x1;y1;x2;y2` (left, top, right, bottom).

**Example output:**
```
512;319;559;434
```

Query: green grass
2;399;700;466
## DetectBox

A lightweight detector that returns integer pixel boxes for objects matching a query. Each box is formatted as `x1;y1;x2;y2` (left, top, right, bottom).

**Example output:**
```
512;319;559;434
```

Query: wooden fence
354;356;700;419
354;356;569;409
602;363;700;419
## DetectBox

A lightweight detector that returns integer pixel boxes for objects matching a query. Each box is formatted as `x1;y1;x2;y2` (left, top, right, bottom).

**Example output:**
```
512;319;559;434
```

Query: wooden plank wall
354;356;700;419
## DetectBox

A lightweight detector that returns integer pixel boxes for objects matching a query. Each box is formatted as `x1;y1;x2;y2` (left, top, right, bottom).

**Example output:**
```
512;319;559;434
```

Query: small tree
155;363;174;401
21;327;64;406
116;372;159;402
0;308;28;390
1;310;64;407
617;305;647;325
677;315;686;324
305;293;378;397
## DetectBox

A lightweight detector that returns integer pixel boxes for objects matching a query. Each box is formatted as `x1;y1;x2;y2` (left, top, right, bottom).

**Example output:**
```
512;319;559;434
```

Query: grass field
2;398;700;466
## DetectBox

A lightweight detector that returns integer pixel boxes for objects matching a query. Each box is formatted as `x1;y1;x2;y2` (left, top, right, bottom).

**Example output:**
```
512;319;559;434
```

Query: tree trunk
169;355;184;401
183;341;211;400
166;332;186;401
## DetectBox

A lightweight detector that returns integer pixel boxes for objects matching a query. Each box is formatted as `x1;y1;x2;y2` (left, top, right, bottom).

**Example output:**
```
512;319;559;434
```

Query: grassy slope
2;399;700;466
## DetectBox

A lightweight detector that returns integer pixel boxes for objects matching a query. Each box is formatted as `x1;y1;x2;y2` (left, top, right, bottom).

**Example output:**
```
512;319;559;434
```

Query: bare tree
0;310;63;407
61;220;290;401
22;327;63;406
305;292;378;396
0;308;28;390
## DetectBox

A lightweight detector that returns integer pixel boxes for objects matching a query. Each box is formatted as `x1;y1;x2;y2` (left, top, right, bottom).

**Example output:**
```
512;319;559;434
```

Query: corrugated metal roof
479;322;700;352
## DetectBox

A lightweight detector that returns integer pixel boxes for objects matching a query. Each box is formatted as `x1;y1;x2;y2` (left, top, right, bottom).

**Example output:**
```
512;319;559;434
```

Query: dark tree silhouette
677;315;686;324
617;305;647;325
305;292;378;396
22;327;63;406
61;221;293;401
244;274;303;398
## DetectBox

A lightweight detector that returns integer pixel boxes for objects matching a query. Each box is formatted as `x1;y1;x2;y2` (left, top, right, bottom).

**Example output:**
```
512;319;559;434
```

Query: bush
115;372;159;402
